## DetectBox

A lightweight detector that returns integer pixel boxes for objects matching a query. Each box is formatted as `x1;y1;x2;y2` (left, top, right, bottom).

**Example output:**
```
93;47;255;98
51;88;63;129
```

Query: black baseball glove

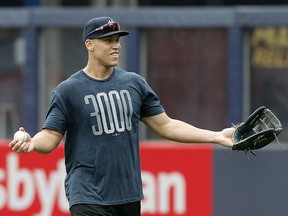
232;106;282;154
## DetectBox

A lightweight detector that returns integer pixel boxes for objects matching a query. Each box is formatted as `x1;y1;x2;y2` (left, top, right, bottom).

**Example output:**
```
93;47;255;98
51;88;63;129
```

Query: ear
85;39;94;51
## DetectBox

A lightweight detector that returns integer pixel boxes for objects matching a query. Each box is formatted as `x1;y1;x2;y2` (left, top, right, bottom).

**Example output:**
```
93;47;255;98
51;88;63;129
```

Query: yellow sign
251;27;288;68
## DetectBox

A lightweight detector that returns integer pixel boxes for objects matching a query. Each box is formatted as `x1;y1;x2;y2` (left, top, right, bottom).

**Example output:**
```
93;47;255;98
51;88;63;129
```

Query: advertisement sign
141;142;213;216
0;141;213;216
0;142;68;216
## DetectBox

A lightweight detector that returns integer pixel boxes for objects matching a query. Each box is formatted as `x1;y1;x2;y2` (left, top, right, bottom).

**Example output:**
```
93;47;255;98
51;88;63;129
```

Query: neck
83;65;114;80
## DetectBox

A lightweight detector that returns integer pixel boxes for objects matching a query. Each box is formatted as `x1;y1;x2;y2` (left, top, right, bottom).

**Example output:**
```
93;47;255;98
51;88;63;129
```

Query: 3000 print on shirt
84;89;133;135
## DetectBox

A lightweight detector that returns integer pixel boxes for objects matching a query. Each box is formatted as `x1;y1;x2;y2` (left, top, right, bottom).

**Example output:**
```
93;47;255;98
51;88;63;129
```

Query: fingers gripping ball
14;131;28;142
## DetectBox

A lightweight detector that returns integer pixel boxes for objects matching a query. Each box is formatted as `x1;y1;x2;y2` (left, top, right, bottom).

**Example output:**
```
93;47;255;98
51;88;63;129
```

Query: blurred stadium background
0;1;288;216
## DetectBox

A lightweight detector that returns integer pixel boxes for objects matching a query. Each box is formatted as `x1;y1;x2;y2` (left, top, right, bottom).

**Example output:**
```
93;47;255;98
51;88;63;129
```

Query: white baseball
14;131;28;142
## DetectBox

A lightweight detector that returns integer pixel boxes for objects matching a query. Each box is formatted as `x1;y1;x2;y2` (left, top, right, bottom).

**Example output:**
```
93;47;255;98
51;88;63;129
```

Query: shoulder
54;70;83;92
114;67;147;83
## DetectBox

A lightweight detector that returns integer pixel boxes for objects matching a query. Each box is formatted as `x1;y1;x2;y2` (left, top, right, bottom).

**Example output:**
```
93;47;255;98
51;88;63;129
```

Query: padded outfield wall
0;141;287;216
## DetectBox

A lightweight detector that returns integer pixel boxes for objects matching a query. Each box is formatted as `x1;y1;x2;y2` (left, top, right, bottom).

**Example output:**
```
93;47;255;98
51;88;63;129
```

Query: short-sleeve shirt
43;67;164;208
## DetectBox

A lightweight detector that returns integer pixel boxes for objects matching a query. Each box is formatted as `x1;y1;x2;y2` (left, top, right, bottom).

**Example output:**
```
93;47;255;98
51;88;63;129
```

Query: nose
112;41;121;49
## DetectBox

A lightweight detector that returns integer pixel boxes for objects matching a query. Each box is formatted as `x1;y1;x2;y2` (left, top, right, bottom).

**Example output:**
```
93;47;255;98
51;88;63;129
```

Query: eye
105;38;112;42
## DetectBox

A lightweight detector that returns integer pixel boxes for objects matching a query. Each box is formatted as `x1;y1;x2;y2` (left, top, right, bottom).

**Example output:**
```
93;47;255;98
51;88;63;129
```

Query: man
9;17;234;216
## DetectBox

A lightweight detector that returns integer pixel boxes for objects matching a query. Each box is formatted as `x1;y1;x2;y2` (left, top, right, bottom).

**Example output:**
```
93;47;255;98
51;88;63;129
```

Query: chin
111;61;118;67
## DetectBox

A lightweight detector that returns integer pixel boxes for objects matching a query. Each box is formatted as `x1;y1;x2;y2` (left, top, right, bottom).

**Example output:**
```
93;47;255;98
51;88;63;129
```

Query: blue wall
214;146;288;216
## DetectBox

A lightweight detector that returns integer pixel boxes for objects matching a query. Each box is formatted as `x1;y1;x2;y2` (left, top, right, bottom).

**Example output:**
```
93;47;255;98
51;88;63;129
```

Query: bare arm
9;127;63;154
141;112;234;148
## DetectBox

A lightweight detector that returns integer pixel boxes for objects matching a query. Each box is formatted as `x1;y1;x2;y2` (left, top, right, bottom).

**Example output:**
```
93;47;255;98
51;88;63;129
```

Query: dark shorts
70;201;141;216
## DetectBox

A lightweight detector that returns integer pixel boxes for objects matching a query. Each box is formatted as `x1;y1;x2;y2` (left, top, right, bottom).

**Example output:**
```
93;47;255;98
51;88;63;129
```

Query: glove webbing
244;132;281;159
253;110;280;133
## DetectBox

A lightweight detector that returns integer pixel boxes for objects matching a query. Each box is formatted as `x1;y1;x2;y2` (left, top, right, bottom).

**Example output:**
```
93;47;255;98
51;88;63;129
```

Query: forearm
31;129;63;154
142;113;233;147
158;119;222;144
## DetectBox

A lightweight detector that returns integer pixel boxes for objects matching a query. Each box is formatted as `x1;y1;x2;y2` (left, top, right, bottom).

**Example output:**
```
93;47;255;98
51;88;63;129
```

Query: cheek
91;49;103;60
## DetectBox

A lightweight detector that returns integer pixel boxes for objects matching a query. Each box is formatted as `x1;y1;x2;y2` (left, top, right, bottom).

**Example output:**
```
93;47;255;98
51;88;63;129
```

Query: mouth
111;52;119;58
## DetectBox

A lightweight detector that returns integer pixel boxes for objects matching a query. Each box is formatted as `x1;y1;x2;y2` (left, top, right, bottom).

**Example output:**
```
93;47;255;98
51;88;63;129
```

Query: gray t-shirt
43;67;164;207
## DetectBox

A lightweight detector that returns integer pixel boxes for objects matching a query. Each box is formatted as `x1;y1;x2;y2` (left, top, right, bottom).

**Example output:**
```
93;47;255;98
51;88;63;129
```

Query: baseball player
9;17;234;216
